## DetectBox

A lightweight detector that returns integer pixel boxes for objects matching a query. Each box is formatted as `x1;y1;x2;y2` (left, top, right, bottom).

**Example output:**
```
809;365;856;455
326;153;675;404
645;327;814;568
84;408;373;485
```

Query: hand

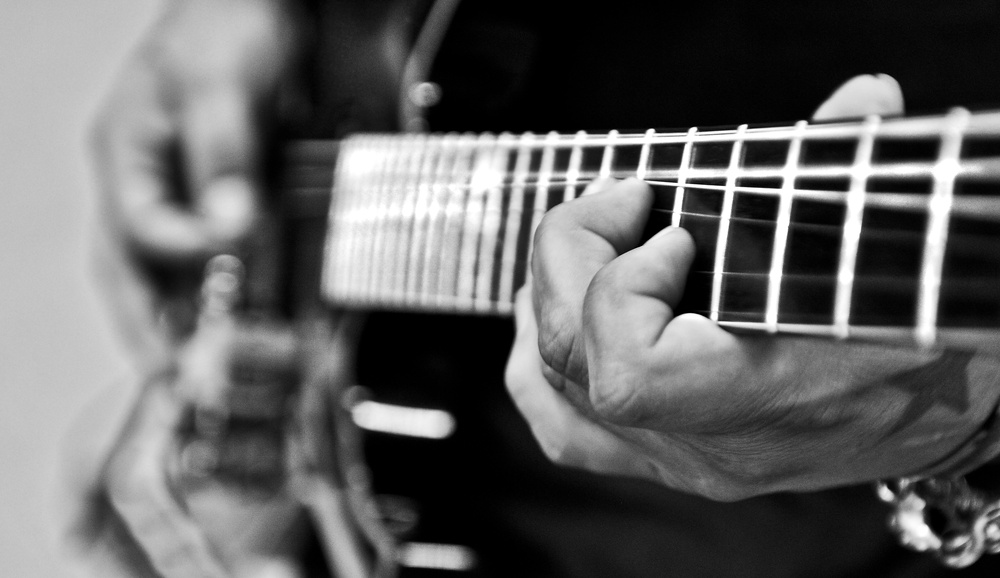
88;0;304;368
64;1;314;575
505;75;1000;501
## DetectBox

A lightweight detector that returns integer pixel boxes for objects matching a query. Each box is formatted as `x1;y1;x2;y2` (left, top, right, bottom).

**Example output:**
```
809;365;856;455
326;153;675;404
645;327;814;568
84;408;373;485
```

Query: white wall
0;1;157;575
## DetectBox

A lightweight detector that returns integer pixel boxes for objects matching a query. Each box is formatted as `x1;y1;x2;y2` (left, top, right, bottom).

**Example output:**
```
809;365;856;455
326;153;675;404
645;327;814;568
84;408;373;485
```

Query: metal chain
876;477;1000;567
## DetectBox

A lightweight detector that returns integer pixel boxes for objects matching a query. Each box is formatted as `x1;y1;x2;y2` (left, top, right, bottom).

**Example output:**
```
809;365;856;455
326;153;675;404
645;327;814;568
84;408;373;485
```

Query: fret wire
343;137;371;301
834;115;880;338
916;107;970;347
359;135;389;303
435;134;477;305
671;127;698;227
525;131;561;277
420;134;461;305
563;130;586;202
400;135;438;302
375;135;411;301
420;133;459;304
323;135;357;301
367;136;392;301
599;130;619;178
406;136;449;302
361;136;389;303
498;132;535;305
332;137;357;300
636;128;655;180
387;134;425;302
374;136;403;302
458;134;498;307
475;134;514;311
710;124;748;322
766;120;808;331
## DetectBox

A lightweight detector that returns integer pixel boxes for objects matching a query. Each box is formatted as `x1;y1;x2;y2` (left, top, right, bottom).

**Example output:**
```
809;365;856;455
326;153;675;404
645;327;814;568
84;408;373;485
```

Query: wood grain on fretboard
281;109;1000;348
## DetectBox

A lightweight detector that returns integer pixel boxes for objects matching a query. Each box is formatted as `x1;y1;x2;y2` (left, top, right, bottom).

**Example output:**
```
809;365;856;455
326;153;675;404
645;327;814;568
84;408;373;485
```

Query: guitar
282;108;1000;352
264;2;1000;575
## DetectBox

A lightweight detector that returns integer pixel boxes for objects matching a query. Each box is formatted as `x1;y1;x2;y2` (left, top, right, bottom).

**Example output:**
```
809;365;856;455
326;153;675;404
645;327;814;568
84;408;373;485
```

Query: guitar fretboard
284;109;1000;347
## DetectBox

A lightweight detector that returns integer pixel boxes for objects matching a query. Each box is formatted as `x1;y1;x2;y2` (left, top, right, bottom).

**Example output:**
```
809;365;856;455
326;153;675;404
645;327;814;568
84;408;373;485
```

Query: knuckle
583;263;627;318
588;373;642;425
540;363;569;392
536;315;578;380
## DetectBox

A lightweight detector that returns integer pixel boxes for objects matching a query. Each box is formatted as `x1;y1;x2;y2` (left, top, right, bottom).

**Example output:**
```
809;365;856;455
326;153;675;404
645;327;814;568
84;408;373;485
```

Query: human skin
505;75;1000;501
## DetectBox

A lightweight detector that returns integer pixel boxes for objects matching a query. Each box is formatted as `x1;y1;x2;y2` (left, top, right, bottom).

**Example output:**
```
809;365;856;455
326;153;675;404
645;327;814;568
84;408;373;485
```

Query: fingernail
580;177;618;196
201;176;256;239
648;226;680;243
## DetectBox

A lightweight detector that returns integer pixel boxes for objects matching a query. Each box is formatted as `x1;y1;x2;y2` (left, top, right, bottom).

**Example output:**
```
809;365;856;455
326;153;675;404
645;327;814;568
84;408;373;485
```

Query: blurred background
0;1;156;575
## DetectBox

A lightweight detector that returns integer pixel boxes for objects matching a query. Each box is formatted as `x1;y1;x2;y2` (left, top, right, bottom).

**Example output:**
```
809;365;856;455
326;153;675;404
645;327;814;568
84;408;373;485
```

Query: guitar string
342;108;997;147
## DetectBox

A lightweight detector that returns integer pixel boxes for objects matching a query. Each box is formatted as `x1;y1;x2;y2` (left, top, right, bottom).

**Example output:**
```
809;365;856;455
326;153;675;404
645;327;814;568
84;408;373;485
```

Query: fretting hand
505;75;1000;500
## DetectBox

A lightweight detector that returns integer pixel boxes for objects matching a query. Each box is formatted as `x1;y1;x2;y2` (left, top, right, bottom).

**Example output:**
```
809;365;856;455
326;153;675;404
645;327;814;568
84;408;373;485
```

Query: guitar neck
282;108;1000;348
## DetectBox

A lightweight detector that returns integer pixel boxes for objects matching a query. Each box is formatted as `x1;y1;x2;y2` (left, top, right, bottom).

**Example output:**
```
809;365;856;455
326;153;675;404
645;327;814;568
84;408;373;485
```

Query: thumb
812;73;905;121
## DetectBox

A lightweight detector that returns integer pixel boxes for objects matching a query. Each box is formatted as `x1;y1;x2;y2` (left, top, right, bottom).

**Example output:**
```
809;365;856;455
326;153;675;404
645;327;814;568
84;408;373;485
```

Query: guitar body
288;1;1000;576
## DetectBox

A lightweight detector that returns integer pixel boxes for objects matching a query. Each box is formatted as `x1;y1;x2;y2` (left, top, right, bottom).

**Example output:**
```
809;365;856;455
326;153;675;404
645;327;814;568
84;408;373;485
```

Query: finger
583;225;753;430
91;64;241;265
811;74;905;121
105;380;229;578
530;178;654;384
506;287;661;480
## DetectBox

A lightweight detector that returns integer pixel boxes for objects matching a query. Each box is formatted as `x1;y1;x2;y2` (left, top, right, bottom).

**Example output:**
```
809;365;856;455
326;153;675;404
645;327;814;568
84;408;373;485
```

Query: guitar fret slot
564;131;587;202
498;133;535;305
672;128;697;228
916;107;970;346
344;137;372;303
363;136;391;303
457;134;498;308
476;136;513;311
766;120;808;332
425;135;464;304
401;136;439;303
388;135;427;303
598;130;619;178
524;132;560;278
833;115;879;337
710;124;747;322
434;135;476;305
